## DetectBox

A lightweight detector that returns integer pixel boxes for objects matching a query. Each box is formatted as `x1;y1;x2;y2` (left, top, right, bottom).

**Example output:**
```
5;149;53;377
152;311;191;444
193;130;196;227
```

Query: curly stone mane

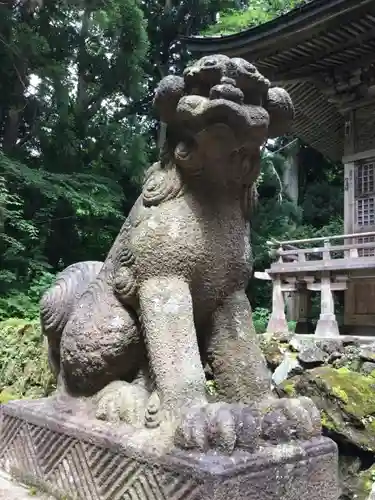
153;55;294;217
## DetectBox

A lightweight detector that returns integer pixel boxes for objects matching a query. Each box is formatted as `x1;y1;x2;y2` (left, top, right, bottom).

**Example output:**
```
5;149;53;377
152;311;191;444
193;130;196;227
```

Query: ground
0;472;51;499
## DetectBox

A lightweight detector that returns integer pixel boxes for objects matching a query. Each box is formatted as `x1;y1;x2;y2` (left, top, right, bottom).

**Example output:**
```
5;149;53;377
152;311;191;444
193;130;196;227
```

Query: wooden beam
185;0;375;61
307;282;348;291
343;148;375;163
254;271;271;281
275;32;375;81
276;240;375;256
269;256;375;274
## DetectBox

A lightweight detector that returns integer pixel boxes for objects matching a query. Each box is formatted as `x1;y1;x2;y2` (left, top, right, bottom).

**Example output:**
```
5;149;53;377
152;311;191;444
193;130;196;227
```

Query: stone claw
95;381;149;426
259;396;322;443
174;402;261;454
174;403;208;451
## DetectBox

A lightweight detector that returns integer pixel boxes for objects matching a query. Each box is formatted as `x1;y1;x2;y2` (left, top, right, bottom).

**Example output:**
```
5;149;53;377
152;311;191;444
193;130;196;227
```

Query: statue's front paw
259;396;321;443
95;381;149;425
173;397;321;454
174;402;261;454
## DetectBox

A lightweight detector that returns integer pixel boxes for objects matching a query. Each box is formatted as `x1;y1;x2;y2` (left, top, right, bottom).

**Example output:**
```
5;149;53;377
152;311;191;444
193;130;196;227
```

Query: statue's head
153;55;294;179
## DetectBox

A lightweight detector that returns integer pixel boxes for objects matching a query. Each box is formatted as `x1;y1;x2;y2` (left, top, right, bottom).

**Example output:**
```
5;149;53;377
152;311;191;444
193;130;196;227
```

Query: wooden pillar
295;285;311;334
344;162;355;237
266;275;289;334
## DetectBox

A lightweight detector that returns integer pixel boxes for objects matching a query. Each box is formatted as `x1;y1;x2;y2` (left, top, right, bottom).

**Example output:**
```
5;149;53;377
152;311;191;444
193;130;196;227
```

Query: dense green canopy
0;0;342;320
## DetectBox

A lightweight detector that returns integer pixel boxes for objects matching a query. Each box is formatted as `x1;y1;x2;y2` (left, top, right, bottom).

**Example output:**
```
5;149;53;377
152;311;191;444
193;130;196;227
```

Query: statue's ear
265;87;295;139
153;75;185;123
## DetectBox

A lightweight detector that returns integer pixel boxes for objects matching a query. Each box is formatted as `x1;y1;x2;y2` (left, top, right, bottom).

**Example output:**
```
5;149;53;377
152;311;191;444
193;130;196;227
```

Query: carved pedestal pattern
0;399;339;500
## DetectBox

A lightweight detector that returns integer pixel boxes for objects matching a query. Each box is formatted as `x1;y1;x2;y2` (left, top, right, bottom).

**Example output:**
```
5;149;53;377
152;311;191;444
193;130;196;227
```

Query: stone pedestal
0;399;339;500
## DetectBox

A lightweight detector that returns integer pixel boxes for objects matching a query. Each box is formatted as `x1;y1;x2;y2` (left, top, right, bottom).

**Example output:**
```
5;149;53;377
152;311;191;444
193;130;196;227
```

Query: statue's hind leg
41;265;151;426
58;291;153;425
40;261;104;377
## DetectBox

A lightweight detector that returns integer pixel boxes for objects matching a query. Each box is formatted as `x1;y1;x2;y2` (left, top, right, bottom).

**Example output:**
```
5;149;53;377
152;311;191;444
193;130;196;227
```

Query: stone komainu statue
40;55;321;452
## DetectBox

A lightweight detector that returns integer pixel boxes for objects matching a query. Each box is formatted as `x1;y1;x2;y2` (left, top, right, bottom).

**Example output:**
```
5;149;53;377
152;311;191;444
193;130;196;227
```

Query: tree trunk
2;4;30;154
76;8;91;110
283;139;300;206
164;0;172;11
283;138;300;322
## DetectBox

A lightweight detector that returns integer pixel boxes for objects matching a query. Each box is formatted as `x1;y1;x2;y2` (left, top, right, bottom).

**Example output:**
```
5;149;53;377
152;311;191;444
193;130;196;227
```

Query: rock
353;464;375;500
361;362;375;376
367;481;375;500
281;366;375;452
259;337;286;370
360;346;375;363
289;336;306;352
272;331;293;343
342;337;360;347
333;344;362;372
328;351;343;364
259;337;375;500
316;339;344;355
272;353;302;386
297;347;328;367
339;458;375;500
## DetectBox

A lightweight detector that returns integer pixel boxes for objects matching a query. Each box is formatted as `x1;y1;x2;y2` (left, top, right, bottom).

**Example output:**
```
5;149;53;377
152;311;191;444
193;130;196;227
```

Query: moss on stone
353;465;375;500
281;380;296;397
0;319;56;400
336;367;350;375
313;367;375;419
330;386;349;404
283;366;375;452
259;338;285;369
320;410;337;431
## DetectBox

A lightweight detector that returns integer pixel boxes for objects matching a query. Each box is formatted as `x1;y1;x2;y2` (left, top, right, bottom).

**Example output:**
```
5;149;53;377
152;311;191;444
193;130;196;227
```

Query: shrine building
185;0;375;336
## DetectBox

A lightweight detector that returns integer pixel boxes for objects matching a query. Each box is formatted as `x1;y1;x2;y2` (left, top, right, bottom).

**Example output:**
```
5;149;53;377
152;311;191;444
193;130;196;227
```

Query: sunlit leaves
202;0;307;35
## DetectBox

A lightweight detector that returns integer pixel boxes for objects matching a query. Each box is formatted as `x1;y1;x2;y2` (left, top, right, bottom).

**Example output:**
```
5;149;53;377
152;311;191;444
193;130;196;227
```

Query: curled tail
40;261;103;376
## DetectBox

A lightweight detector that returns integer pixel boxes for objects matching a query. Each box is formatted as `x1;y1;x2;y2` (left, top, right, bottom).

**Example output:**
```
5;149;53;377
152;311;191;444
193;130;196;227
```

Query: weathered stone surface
361;362;375;376
0;399;339;500
328;352;343;364
333;345;362;372
0;471;52;499
279;367;375;452
259;338;285;370
260;336;375;499
316;339;344;355
356;465;375;500
31;54;328;460
297;347;329;367
342;337;360;347
360;345;375;363
0;56;339;498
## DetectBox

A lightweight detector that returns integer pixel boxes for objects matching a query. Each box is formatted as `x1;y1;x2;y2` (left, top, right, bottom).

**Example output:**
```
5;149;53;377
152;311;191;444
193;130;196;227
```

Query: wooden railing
267;231;375;274
258;231;375;337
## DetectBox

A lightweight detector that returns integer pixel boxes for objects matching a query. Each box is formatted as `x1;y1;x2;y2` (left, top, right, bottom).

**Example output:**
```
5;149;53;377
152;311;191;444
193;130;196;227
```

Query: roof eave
184;0;374;57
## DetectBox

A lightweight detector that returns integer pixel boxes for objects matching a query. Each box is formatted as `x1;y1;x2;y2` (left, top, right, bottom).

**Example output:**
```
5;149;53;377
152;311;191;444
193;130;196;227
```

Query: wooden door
345;159;375;330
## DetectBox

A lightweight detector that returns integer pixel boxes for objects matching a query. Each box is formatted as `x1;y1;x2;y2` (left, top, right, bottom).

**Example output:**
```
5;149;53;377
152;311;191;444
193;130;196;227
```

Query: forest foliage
0;0;343;324
202;0;308;35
